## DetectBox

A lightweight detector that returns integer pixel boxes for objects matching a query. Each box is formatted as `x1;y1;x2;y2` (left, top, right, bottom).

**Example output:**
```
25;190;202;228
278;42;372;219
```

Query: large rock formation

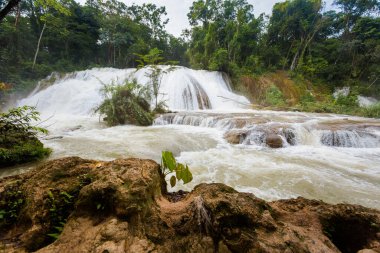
0;157;379;253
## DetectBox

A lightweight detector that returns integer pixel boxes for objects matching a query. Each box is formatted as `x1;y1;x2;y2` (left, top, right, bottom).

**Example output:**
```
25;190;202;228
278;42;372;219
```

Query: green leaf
47;190;54;200
54;226;64;232
181;165;193;184
47;233;60;239
161;151;176;172
175;163;185;180
170;176;176;187
60;191;73;199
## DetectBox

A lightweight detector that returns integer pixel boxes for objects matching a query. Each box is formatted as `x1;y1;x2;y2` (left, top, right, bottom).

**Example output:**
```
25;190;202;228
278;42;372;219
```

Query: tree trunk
297;36;314;69
108;42;112;65
113;44;116;66
290;47;300;71
33;23;46;69
0;0;21;22
14;2;20;27
298;26;319;70
284;41;296;70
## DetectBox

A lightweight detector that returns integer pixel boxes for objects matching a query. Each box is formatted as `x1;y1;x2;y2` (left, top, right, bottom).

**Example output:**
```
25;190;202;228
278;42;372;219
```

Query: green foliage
0;0;188;104
0;140;51;167
161;151;193;188
209;49;229;72
186;0;380;92
0;181;24;229
362;103;380;118
265;85;286;106
300;92;316;104
45;189;74;241
0;0;379;117
335;94;359;107
95;80;153;126
187;0;263;78
136;48;177;110
136;48;165;67
45;174;92;242
0;106;48;142
294;95;380;118
0;106;51;167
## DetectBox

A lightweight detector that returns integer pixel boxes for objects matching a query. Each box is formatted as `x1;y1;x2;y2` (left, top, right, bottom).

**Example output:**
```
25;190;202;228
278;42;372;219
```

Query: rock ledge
0;157;379;253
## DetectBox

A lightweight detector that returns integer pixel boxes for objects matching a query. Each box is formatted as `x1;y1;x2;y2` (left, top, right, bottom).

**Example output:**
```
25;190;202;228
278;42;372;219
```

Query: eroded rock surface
0;157;379;253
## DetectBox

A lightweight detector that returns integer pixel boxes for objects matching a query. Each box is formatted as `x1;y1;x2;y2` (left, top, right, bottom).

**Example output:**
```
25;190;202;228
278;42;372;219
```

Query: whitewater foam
18;66;249;115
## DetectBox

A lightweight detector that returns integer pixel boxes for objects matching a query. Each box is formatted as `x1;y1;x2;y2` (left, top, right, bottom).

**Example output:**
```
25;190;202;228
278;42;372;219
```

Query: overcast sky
103;0;336;36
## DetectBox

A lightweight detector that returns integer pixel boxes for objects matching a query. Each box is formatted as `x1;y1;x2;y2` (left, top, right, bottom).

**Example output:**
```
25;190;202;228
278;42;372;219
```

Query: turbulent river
2;66;380;209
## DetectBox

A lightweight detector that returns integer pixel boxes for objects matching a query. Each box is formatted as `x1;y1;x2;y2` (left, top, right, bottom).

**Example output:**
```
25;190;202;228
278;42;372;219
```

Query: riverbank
1;157;379;253
235;71;380;119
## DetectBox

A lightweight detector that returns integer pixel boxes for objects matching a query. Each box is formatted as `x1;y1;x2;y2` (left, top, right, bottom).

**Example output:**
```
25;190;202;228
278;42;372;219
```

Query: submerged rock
0;157;379;253
265;134;283;148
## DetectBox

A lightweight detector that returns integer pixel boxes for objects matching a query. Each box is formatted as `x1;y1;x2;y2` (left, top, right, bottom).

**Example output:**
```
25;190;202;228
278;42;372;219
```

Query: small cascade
154;113;254;130
240;127;298;147
320;130;380;148
154;113;380;148
358;96;378;107
154;113;301;147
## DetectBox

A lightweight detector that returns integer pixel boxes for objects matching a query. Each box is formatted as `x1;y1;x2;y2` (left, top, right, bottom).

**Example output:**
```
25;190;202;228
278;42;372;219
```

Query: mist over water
3;67;380;209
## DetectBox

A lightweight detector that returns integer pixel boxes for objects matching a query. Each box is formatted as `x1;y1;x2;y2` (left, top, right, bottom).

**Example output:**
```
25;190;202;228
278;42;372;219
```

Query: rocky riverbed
0;157;379;253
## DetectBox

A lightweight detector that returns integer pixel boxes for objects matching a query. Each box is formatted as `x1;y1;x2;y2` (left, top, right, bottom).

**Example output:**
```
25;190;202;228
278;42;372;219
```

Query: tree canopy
0;0;379;97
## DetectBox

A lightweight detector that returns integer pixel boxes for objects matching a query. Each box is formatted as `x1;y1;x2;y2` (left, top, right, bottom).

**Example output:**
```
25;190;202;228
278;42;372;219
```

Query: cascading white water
18;66;249;115
154;112;380;148
4;66;380;210
358;95;379;107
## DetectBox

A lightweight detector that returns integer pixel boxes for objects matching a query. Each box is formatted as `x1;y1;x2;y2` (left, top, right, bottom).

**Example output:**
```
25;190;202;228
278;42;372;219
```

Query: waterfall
17;66;380;149
18;66;249;115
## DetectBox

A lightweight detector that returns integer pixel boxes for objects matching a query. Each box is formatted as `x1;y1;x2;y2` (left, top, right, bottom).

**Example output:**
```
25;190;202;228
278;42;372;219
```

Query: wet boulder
265;134;283;148
224;130;248;144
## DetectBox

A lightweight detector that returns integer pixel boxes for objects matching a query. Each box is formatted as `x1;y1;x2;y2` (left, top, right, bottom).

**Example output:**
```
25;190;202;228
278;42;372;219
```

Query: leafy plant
95;79;153;126
0;106;48;143
265;85;286;106
46;189;75;241
0;106;51;167
362;103;380;118
136;48;178;111
161;151;193;188
0;181;24;228
335;94;359;107
44;174;93;242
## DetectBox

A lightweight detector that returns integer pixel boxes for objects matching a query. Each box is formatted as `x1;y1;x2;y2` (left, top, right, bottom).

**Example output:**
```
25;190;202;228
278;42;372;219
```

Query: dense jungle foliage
0;0;379;115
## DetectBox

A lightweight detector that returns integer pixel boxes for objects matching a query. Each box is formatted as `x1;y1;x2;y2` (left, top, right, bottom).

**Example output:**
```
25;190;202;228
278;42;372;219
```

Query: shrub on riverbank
0;106;51;167
361;103;380;118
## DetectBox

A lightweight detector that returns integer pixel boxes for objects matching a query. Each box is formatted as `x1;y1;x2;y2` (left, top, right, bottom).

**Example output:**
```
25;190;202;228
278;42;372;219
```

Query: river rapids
2;66;380;209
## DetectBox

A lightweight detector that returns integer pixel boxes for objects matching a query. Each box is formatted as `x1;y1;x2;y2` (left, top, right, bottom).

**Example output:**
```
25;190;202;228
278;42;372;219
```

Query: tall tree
32;0;70;68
